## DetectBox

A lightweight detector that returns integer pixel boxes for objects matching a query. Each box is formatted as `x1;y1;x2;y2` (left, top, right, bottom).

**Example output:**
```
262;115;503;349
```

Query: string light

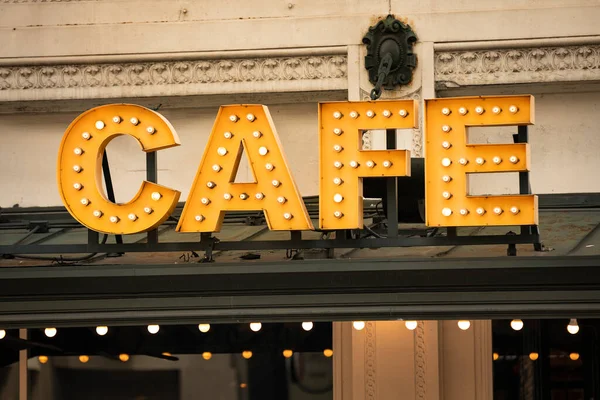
352;321;365;331
147;324;160;334
39;356;48;364
302;322;313;331
493;352;499;361
569;353;580;361
119;354;130;362
198;324;211;333
510;319;524;331
405;321;418;330
44;328;57;338
202;352;212;360
323;349;333;357
96;326;108;336
457;320;471;330
242;351;253;359
567;319;579;334
283;350;293;358
79;355;90;363
250;322;262;332
0;330;5;340
529;352;539;361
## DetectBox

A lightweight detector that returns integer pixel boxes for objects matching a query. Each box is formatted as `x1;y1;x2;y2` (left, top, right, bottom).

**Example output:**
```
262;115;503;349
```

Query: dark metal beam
1;255;600;327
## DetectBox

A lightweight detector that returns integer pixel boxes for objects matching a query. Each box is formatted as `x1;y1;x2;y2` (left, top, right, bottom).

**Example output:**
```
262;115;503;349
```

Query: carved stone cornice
435;43;600;88
0;50;347;102
365;321;376;400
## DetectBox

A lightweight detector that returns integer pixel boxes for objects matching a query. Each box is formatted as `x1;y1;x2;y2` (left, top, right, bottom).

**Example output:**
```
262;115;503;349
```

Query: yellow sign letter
424;95;537;227
319;100;418;229
177;105;313;232
57;104;181;234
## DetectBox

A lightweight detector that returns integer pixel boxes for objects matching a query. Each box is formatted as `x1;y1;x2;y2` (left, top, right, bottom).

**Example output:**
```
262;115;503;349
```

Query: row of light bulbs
493;352;581;361
332;109;409;120
509;318;580;334
440;105;519;116
440;206;520;218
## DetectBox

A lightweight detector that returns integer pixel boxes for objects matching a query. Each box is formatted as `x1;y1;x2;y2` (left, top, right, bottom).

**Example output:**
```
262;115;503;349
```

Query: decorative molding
365;321;376;400
435;44;600;88
1;0;92;3
414;321;427;400
0;53;347;102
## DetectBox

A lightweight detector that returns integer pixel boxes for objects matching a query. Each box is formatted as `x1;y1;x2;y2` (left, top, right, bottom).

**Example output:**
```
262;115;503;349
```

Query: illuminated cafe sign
56;95;537;235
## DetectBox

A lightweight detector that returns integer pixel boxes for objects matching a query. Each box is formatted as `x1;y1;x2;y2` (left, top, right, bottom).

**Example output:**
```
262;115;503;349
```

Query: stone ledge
0;48;348;102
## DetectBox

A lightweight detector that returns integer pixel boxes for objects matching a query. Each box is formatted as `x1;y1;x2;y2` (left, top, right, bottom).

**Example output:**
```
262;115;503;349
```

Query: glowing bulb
493;207;503;215
80;198;90;206
510;206;520;215
283;213;293;220
442;208;452;217
229;115;239;122
349;111;358;119
73;183;83;190
126;213;137;221
334;161;343;169
119;354;129;362
442;141;451;149
250;322;262;332
246;113;256;122
242;351;253;359
223;131;233;139
333;177;343;185
333;111;342;119
509;105;519;113
353;321;365;331
212;164;222;172
349;160;359;168
302;322;313;331
442;191;452;199
493;352;499;361
112;116;121;123
223;193;232;200
334;211;343;219
460;208;469;216
240;193;249;200
442;125;451;133
151;192;162;201
73;165;82;173
258;146;268;156
492;106;502;114
333;144;343;152
511;319;524;331
253;131;262;138
405;321;418;330
283;350;293;358
382;110;391;118
39;356;48;364
458;320;471;330
441;107;451;116
195;215;205;222
255;192;264;200
217;147;228;156
441;158;452;167
202;352;212;360
81;132;91;140
459;107;468;115
109;216;119;223
366;110;375;118
198;323;210;333
45;328;57;338
0;330;5;339
206;181;216;188
201;197;210;205
277;196;287;204
146;126;155;134
264;163;275;171
475;157;485;165
96;326;108;336
570;353;580;361
383;160;392;168
399;109;408;117
147;324;160;334
459;158;468;165
333;194;343;203
493;156;502;164
509;156;519;164
475;106;484;114
323;349;333;357
567;319;579;334
74;147;83;155
476;207;486;215
95;120;105;130
366;160;375;168
529;352;539;361
79;355;90;363
130;117;139;125
333;128;343;135
272;180;281;187
442;175;452;182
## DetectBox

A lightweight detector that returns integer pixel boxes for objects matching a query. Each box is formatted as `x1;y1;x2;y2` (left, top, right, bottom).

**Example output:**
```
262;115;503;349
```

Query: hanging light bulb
493;352;499;361
567;319;579;334
147;324;160;334
202;352;212;360
96;326;108;336
283;349;293;358
352;321;365;331
0;330;5;340
250;322;262;332
529;352;539;361
79;355;90;363
302;322;313;331
457;320;471;330
242;351;253;359
405;321;418;331
510;319;524;331
569;352;580;361
38;356;49;364
119;354;130;362
323;349;333;358
198;324;211;333
44;328;57;338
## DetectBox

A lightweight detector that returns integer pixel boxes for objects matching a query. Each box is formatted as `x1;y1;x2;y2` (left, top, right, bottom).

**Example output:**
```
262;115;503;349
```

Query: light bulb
223;131;233;139
459;158;468;165
283;213;293;220
441;107;451;116
277;196;287;204
255;193;264;200
73;165;82;173
112;116;122;123
217;147;228;156
272;180;281;187
73;183;83;190
352;321;365;331
250;322;262;332
442;125;451;133
509;156;519;164
130;117;139;125
198;323;210;333
383;160;392;168
202;352;212;360
492;106;502;114
144;207;153;214
45;328;57;338
405;321;418;330
334;161;343;169
333;177;343;185
333;194;343;203
333;111;342;119
242;351;253;359
570;353;580;361
147;324;160;334
510;206;520;215
119;354;129;362
39;356;48;364
333;128;343;135
493;207;503;215
265;163;274;171
382;110;391;118
95;120;105;130
567;319;579;334
302;322;313;331
93;210;103;218
96;326;108;336
82;132;91;140
529;352;539;361
458;320;471;330
258;146;268;156
146;126;155;134
442;175;452;183
333;211;343;219
442;208;452;217
475;106;484;114
253;131;262;138
0;330;5;339
79;355;90;363
460;208;469;216
201;198;211;205
493;156;502;164
349;160;359;168
441;158;451;167
333;144;343;152
128;213;138;221
349;111;358;119
151;192;162;201
459;107;468;115
74;147;83;155
442;141;452;149
223;193;232;200
510;319;524;331
399;109;408;117
283;349;293;358
323;349;333;357
206;181;216;188
366;110;375;118
195;215;205;222
246;113;256;122
442;191;452;200
366;160;375;168
240;193;249;200
80;198;90;206
493;352;499;361
229;115;239;122
509;105;519;113
109;216;119;224
476;207;486;215
475;157;485;165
